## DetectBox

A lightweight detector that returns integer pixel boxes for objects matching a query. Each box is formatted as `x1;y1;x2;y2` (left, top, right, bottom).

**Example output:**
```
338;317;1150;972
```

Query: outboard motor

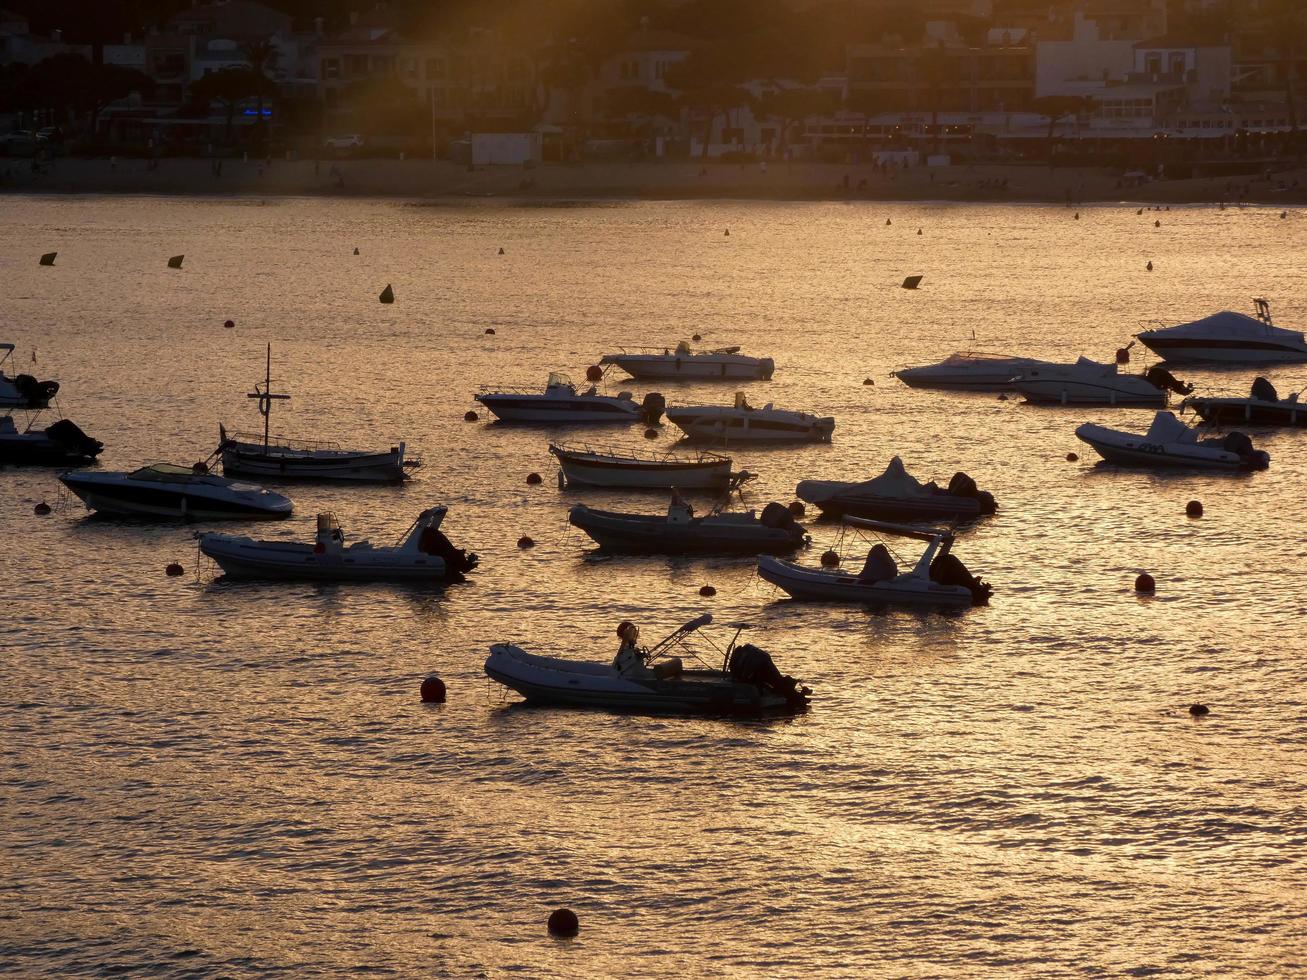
44;418;103;458
759;358;776;380
946;471;996;513
640;392;665;425
14;374;59;407
1250;376;1278;402
1145;366;1193;396
728;643;809;708
419;526;479;579
930;551;993;605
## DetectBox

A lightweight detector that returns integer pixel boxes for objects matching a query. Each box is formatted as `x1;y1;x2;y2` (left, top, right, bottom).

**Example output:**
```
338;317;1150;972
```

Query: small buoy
379;284;394;304
1074;212;1080;220
691;333;702;342
1154;219;1161;227
517;535;535;549
1280;211;1287;219
1146;260;1153;271
820;549;840;567
699;585;716;597
1135;572;1156;594
1066;452;1078;462
1116;347;1131;365
353;247;359;255
863;378;874;385
464;410;478;421
901;275;923;290
585;365;603;383
34;502;51;515
724;228;730;236
526;472;542;485
1186;500;1203;518
643;427;658;439
1136;208;1143;215
1188;703;1210;717
788;500;805;518
223;319;235;329
917;228;922;235
885;218;892;226
39;252;56;266
547;908;579;936
420;676;446;703
498;247;505;255
165;562;184;577
167;255;184;269
484;328;496;335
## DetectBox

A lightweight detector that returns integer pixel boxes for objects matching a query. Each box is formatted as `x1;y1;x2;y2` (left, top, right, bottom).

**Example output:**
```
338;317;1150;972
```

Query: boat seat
857;544;898;582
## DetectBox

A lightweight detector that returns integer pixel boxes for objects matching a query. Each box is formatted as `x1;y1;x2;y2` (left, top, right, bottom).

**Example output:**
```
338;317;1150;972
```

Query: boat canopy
857;456;929;496
129;462;202;480
1155;310;1305;343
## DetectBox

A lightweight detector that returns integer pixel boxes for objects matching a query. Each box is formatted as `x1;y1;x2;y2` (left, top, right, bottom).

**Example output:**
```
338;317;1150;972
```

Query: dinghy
796;456;995;522
199;507;477;581
569;498;807;555
476;373;665;425
0;413;102;466
217;345;415;483
667;393;834;443
599;342;774;381
1075;411;1270;470
550;443;737;490
484;614;810;715
60;464;293;520
758;519;992;608
1185;376;1307;427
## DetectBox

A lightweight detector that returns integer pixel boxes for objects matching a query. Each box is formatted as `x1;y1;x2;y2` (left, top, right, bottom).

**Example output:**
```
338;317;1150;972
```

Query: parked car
35;127;65;144
0;130;37;157
324;134;364;150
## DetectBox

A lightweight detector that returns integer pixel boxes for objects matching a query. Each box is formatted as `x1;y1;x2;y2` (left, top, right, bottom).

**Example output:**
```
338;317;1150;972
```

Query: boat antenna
248;342;290;451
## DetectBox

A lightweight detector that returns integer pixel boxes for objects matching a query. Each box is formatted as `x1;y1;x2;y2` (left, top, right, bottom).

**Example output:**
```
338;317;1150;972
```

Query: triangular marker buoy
353;247;359;255
379;284;394;304
885;218;892;226
724;228;730;236
917;228;922;235
168;255;184;269
902;275;923;290
498;247;505;255
1154;219;1161;227
39;252;56;266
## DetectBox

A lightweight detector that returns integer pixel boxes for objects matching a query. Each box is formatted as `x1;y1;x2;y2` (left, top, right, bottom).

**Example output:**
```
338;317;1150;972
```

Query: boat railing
550;441;731;465
476;382;579;396
605;345;743;356
223;429;344;452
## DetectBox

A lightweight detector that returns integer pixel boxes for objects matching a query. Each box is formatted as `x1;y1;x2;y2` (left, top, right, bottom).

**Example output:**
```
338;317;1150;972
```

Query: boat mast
248;342;290;451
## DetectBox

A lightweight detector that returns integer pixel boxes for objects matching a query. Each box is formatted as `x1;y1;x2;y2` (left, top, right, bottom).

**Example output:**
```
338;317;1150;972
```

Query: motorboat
199;507;477;581
569;498;807;555
599;342;775;381
484;614;811;715
1137;299;1307;364
1075;411;1270;470
758;518;992;608
0;414;102;466
1185;376;1307;427
796;456;996;522
666;393;834;443
217;345;416;483
550;443;738;490
475;372;665;425
1015;357;1192;406
0;344;60;408
60;463;293;520
893;351;1056;391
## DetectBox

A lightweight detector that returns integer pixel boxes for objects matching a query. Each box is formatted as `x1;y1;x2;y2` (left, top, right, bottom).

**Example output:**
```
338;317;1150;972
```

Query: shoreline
3;157;1306;206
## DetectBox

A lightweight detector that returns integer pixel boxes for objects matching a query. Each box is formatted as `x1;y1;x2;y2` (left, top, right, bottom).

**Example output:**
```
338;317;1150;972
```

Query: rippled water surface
2;195;1305;977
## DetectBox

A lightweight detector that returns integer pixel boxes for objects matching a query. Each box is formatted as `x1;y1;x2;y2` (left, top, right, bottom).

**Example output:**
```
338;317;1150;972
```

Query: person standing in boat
668;487;695;523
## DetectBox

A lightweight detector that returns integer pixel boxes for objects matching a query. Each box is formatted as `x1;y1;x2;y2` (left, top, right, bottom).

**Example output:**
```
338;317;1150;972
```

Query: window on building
1145;53;1161;74
1169;52;1185;74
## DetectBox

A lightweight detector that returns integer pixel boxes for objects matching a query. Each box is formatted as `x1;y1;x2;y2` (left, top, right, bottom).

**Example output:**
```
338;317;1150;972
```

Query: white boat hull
1016;378;1164;406
61;484;291;520
200;537;449;581
667;409;834;443
1074;424;1264;470
220;443;408;483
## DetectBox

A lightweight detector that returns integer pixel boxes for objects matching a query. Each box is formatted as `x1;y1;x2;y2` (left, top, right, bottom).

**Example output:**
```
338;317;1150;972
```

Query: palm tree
239;36;280;146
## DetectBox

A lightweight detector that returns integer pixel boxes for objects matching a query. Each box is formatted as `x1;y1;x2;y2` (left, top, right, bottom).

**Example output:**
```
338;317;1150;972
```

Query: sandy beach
4;155;1306;205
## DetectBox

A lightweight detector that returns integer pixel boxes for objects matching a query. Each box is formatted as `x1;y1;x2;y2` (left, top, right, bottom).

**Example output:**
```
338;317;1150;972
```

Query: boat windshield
129;463;203;480
546;371;574;389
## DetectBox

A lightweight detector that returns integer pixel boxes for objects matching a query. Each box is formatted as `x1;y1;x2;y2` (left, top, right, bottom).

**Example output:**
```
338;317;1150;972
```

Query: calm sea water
2;195;1305;977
